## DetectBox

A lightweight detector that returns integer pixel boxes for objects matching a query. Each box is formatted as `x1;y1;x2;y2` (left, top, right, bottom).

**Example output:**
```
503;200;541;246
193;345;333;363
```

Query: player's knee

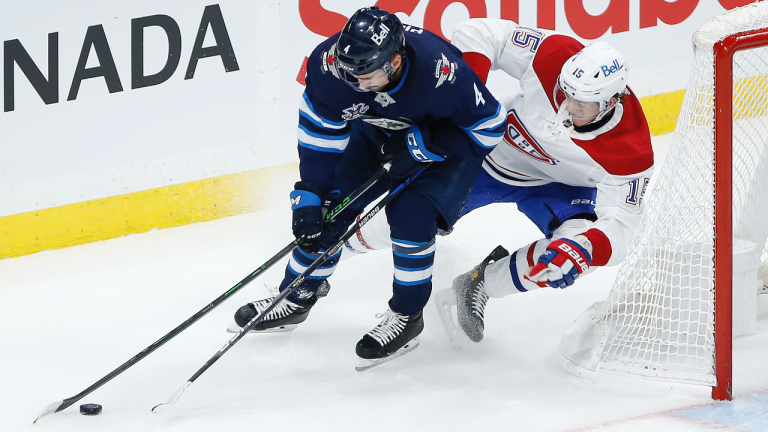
386;190;439;241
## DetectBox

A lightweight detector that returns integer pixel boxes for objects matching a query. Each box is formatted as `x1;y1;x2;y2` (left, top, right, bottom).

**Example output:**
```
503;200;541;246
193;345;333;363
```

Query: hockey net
558;2;768;401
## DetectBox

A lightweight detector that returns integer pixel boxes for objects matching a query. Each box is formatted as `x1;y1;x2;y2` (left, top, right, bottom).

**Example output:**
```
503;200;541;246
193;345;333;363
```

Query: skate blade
434;288;471;350
225;321;298;334
355;337;420;372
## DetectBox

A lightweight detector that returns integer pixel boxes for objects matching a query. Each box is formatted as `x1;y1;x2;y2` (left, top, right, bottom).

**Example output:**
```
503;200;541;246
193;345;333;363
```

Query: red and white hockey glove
525;238;592;289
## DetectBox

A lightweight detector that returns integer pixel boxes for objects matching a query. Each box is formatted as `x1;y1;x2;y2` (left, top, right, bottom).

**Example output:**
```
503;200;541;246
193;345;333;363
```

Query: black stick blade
33;399;65;424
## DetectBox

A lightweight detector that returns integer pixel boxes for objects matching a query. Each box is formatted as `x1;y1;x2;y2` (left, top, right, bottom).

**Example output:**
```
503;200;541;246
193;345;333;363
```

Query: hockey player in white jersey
434;19;655;346
344;19;654;347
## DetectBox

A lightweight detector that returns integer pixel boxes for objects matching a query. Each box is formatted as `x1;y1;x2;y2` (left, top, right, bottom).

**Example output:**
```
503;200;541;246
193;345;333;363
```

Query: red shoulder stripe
572;92;654;176
462;52;491;84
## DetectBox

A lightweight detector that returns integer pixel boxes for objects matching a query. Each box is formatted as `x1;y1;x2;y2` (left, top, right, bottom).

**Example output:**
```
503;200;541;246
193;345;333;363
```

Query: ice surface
3;138;767;431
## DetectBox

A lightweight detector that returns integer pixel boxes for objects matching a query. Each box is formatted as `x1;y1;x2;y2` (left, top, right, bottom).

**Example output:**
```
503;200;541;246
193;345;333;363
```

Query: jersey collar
571;104;624;141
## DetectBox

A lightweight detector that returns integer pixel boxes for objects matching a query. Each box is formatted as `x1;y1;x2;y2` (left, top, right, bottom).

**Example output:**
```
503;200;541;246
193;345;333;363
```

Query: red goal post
558;2;768;401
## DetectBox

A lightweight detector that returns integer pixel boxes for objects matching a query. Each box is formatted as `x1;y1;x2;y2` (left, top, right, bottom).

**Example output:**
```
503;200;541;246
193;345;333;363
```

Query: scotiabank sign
297;0;754;40
278;0;756;131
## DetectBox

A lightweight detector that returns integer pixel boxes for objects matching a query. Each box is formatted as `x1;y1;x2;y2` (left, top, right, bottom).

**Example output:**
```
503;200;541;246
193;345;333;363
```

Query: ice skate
435;246;508;346
355;309;423;371
434;287;472;350
227;281;329;333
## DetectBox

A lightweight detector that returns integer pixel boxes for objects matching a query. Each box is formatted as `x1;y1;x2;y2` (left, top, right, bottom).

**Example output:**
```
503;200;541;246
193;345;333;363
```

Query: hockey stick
33;163;391;424
151;163;430;413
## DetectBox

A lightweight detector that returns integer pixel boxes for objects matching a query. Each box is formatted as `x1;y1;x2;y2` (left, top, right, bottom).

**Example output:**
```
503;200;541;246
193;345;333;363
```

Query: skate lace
251;297;299;321
367;310;408;346
471;282;489;319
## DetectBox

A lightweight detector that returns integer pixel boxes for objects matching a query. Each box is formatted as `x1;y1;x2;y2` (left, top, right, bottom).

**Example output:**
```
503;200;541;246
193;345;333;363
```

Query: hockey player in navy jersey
341;19;655;347
229;8;506;368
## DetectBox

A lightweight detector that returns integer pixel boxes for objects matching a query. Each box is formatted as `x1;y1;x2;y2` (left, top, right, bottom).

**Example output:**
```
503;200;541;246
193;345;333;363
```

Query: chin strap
590;104;618;124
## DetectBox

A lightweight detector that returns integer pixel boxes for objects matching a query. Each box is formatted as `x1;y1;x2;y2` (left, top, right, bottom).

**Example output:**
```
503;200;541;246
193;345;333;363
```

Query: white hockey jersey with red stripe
451;19;654;267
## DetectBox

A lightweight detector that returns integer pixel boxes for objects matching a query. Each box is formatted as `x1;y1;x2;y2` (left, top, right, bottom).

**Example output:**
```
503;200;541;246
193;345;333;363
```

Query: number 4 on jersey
474;83;485;106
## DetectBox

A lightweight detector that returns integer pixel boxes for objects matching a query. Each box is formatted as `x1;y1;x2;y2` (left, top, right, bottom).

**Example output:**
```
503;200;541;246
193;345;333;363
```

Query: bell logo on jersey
434;53;456;88
504;109;558;165
341;102;369;120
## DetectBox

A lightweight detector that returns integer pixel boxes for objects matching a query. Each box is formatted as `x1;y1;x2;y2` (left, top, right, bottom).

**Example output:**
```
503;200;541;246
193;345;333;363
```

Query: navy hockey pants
460;168;597;238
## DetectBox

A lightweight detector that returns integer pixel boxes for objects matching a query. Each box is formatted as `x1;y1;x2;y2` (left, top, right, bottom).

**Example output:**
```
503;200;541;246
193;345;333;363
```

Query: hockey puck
79;403;102;415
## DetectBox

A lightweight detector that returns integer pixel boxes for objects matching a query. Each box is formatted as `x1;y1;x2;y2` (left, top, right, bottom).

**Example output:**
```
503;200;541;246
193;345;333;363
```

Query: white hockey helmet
555;42;628;113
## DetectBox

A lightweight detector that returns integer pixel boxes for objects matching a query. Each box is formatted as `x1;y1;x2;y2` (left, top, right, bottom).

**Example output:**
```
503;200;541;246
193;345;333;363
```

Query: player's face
351;53;403;92
565;96;601;126
352;69;391;92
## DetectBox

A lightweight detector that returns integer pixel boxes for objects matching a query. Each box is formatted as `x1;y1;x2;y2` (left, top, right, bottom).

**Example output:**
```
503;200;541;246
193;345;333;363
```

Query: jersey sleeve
578;168;654;267
451;19;546;82
296;66;351;192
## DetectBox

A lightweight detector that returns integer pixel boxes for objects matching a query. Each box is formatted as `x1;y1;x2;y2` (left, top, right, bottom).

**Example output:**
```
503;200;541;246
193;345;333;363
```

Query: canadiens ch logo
435;53;456;88
504;109;558;165
342;103;369;121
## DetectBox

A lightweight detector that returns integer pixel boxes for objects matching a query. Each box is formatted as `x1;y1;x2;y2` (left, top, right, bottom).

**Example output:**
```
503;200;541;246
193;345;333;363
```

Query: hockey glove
525;238;592;289
290;182;324;250
319;190;350;242
383;125;448;180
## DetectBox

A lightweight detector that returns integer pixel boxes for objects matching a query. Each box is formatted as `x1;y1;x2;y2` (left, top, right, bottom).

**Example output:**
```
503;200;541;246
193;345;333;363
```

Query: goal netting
558;1;768;400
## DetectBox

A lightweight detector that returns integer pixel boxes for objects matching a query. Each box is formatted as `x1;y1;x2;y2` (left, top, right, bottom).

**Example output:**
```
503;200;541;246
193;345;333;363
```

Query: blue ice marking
676;392;768;432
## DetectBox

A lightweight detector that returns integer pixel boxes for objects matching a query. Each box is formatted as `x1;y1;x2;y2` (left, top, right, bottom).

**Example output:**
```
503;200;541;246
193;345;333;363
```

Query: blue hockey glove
383;125;447;180
290;182;324;249
525;238;592;288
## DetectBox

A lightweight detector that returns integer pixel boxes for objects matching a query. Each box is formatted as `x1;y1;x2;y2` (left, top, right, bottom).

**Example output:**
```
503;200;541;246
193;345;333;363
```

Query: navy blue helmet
335;7;405;91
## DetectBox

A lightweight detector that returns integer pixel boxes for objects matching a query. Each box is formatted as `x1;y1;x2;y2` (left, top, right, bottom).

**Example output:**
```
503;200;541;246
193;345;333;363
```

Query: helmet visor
553;79;603;122
337;60;393;93
337;67;367;92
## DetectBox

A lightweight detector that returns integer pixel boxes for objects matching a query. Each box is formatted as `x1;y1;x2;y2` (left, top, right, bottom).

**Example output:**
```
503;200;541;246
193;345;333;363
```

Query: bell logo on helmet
601;59;622;77
371;23;391;46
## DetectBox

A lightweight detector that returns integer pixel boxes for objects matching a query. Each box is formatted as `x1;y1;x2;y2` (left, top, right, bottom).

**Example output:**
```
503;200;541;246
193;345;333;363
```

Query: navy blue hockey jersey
297;26;507;191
